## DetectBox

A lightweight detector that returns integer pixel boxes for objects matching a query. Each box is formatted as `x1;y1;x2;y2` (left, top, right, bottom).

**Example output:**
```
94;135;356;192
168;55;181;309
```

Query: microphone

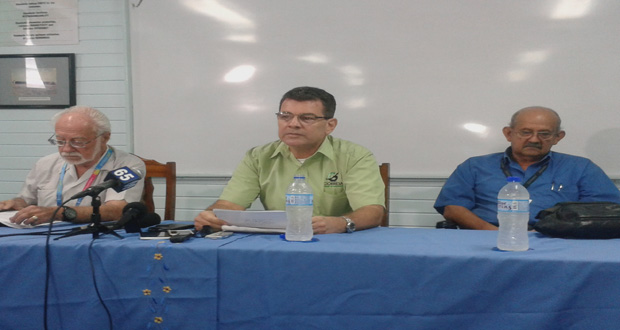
126;212;161;233
69;167;142;200
63;204;161;236
111;202;148;232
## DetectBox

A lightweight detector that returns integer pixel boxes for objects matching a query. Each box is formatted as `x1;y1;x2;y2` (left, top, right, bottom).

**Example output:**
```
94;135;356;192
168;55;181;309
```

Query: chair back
136;156;177;220
379;163;390;227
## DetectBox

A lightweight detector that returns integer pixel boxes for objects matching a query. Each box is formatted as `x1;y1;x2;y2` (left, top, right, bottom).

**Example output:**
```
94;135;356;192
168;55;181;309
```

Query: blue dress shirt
434;149;620;225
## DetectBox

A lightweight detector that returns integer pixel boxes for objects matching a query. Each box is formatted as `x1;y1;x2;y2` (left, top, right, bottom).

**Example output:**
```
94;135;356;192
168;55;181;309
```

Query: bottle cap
507;176;521;182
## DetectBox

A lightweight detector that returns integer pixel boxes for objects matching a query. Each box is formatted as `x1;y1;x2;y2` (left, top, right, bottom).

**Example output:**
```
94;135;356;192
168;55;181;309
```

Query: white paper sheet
0;211;62;229
221;225;286;234
1;211;35;229
214;209;287;231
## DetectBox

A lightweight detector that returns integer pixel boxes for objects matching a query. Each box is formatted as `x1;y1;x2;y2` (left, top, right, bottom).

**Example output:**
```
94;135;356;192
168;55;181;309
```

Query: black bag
534;202;620;239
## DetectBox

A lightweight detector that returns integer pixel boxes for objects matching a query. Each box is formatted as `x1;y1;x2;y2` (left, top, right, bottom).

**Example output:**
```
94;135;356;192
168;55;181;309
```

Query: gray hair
509;106;562;132
51;106;111;135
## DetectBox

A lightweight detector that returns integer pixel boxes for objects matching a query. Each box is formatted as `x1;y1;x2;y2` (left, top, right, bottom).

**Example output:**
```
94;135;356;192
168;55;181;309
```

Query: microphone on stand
69;167;142;200
111;202;147;232
55;203;161;240
112;203;161;233
128;213;161;233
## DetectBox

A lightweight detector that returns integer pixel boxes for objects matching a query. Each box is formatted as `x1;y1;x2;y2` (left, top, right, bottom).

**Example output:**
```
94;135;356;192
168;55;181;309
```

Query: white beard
61;139;102;165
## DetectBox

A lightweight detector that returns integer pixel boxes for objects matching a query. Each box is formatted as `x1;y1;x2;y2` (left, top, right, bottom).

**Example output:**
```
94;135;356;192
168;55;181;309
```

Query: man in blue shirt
434;106;620;230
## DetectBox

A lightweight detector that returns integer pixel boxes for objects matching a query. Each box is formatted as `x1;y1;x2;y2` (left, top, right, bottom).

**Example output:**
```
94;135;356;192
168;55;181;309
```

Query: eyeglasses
275;112;331;125
48;133;102;148
514;130;557;141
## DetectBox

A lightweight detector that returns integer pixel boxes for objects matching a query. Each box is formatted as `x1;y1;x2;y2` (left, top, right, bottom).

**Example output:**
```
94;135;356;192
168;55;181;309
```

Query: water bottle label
286;193;313;206
498;199;529;213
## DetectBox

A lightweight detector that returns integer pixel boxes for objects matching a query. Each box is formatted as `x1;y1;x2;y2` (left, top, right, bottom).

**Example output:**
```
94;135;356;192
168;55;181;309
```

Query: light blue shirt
434;149;620;225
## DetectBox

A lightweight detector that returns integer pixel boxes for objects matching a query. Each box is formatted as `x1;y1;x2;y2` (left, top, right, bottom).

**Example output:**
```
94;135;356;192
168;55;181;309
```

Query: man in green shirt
194;86;385;234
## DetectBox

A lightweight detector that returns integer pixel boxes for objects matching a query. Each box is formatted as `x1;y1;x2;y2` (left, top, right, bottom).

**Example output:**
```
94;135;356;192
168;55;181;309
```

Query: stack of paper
214;209;287;233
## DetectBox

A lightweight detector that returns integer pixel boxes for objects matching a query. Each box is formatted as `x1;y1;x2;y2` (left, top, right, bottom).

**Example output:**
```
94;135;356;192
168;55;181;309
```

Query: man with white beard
0;106;145;225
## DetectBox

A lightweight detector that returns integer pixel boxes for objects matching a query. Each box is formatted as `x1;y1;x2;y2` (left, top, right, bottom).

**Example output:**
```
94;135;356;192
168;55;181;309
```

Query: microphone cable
42;199;113;330
10;201;140;329
44;205;63;330
0;228;76;238
41;204;115;330
0;207;80;329
88;238;114;330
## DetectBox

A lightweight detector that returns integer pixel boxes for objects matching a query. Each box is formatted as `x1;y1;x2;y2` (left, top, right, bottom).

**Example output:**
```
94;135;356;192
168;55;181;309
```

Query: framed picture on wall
0;53;76;109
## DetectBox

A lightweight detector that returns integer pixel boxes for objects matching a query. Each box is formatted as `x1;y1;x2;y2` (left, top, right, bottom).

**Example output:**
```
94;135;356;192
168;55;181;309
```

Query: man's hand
194;199;245;231
194;210;229;232
0;198;27;212
442;205;498;230
312;205;384;234
312;216;347;234
10;205;60;226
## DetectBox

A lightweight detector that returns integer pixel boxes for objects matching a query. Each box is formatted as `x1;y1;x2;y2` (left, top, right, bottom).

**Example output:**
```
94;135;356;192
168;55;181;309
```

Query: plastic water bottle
497;176;530;251
285;175;314;241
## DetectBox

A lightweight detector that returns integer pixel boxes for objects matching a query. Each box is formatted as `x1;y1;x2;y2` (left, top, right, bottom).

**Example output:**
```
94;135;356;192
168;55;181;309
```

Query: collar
503;146;552;167
271;136;335;162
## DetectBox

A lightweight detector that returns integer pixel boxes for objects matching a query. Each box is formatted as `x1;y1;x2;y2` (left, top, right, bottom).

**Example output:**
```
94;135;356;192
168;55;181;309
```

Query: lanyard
500;156;550;189
56;148;114;206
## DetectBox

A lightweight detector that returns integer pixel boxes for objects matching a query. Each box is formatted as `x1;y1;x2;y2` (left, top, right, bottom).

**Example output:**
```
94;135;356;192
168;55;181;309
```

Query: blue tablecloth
217;228;620;330
0;224;228;330
2;225;620;329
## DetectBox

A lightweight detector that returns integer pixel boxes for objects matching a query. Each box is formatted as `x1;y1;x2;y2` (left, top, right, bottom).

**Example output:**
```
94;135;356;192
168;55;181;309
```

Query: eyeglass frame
275;111;332;124
48;133;103;149
513;130;559;141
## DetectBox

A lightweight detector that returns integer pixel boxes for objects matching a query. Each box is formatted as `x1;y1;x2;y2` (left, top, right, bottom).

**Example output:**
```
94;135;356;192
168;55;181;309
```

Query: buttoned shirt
220;136;385;216
17;146;146;207
434;149;620;225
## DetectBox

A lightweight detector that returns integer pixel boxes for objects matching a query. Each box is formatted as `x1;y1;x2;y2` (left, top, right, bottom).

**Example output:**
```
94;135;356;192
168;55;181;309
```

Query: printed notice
0;0;78;46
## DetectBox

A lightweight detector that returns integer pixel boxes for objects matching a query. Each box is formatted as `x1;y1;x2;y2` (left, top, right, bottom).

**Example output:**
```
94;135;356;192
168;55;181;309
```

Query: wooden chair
136;156;177;220
379;163;390;227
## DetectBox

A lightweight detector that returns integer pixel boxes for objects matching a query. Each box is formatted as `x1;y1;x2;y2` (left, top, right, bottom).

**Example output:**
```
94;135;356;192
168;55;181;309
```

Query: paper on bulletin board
0;0;78;46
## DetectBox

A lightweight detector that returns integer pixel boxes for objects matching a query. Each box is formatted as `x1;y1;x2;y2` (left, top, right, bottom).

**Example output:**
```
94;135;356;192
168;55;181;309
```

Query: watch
342;216;356;233
62;206;78;222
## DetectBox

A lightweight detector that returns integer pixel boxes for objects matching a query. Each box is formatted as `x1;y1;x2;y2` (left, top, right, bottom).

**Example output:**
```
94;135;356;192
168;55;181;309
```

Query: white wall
129;0;620;178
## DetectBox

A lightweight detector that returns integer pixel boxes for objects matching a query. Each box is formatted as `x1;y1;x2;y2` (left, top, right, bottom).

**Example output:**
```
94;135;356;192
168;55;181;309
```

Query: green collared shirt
220;136;385;216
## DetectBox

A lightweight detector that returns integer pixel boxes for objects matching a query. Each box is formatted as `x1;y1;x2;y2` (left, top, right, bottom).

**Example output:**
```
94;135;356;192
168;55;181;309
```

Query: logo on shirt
325;172;343;188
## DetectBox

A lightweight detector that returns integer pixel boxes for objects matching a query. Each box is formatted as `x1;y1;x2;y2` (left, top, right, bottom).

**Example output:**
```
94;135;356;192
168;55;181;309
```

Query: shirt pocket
36;189;57;206
316;187;350;216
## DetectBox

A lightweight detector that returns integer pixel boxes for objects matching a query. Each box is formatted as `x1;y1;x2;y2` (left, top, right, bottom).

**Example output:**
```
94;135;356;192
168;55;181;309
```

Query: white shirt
17;146;146;207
